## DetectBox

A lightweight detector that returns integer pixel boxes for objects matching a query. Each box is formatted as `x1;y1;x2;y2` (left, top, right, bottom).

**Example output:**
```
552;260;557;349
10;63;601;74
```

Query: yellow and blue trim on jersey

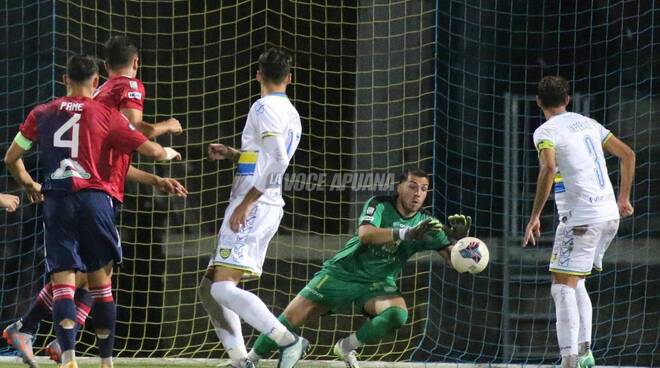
236;151;258;176
602;132;614;145
536;139;555;152
261;131;281;138
554;173;566;193
14;132;33;150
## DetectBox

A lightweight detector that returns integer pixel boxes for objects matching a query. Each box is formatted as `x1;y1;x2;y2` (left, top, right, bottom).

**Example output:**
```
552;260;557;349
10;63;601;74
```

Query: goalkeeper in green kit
246;168;470;367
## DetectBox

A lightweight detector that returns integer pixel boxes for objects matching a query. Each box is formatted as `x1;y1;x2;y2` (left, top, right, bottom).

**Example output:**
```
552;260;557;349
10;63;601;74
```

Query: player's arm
120;108;182;139
126;165;188;197
135;140;181;161
523;147;556;246
358;198;442;246
530;148;557;218
228;134;288;232
603;135;635;217
4;138;42;203
207;143;241;163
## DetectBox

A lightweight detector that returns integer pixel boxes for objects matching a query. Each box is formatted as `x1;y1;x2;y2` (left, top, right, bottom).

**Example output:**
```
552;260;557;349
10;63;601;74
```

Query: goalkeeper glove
394;218;443;241
443;214;472;242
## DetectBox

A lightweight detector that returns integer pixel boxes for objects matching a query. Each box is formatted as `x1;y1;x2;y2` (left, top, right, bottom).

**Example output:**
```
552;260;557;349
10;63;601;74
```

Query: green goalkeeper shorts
297;270;401;314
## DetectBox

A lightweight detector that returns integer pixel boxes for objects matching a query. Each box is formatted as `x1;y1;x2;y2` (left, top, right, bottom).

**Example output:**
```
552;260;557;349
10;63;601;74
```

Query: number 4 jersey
16;96;148;195
533;111;619;226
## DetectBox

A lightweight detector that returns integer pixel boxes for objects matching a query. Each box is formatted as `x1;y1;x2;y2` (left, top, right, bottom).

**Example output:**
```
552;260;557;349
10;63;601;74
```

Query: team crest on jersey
219;248;231;259
366;207;375;215
129;81;138;89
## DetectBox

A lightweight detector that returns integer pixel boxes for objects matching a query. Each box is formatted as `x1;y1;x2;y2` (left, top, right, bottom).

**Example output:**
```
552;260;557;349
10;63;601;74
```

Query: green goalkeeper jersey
322;195;450;284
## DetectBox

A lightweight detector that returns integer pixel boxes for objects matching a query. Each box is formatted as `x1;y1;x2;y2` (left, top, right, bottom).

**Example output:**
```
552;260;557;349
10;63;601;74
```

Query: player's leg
334;294;408;366
86;263;115;368
208;202;307;367
576;219;619;368
50;270;79;368
45;272;91;365
198;271;248;367
549;222;599;368
210;266;301;349
3;280;52;367
77;191;123;368
249;293;328;364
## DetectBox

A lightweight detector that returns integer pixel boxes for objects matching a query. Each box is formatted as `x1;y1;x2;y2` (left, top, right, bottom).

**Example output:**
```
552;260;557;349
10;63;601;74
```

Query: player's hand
23;182;43;204
443;214;471;242
523;216;541;247
0;193;20;212
229;202;254;233
156;177;188;198
207;143;238;162
617;199;634;218
402;218;443;241
163;147;182;160
165;118;183;135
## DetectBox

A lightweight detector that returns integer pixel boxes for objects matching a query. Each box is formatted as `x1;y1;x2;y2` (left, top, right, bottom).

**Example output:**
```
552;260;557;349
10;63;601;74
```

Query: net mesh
416;1;659;366
0;1;658;366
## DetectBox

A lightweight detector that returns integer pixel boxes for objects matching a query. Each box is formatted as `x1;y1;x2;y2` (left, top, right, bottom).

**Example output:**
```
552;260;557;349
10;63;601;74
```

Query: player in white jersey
523;76;635;368
198;47;305;368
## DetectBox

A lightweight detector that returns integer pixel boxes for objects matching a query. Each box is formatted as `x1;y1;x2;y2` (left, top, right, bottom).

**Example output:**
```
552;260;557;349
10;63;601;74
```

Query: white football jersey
230;93;301;206
533;112;619;226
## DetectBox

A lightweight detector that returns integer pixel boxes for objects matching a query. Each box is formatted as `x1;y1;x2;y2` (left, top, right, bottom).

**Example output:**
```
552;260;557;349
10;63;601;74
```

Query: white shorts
549;219;619;275
209;200;283;278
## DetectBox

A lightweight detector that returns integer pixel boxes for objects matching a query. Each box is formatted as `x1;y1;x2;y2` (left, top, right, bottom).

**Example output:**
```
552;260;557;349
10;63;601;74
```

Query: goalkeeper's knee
379;306;408;330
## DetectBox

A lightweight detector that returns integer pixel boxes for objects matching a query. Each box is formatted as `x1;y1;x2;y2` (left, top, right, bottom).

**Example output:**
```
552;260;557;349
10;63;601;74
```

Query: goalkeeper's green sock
251;314;300;358
355;306;408;345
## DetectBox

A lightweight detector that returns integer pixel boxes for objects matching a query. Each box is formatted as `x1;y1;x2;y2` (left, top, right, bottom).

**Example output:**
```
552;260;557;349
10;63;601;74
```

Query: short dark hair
397;167;429;184
258;47;293;84
537;76;570;108
66;54;99;83
104;35;139;70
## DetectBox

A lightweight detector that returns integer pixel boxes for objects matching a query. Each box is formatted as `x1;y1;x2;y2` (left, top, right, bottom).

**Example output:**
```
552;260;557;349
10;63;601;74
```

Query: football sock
551;283;579;357
20;283;53;335
89;284;116;360
52;284;78;363
252;314;299;357
576;278;592;353
211;281;296;346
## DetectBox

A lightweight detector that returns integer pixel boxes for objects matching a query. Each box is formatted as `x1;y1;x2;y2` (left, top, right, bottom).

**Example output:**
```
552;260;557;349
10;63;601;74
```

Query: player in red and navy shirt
4;55;181;368
3;36;186;367
95;35;185;203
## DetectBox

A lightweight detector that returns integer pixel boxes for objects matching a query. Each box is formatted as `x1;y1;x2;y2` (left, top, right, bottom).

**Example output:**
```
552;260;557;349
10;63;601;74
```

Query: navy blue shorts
43;190;122;274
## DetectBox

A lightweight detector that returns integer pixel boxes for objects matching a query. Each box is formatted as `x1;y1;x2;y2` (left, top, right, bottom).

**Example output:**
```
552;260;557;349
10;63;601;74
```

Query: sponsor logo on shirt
127;91;142;99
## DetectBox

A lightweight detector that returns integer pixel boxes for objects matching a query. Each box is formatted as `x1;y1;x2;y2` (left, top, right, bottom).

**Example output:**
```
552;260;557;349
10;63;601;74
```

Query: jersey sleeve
107;110;148;153
358;197;385;228
593;120;613;145
533;125;556;152
254;101;286;139
17;110;39;149
423;228;451;251
119;79;145;111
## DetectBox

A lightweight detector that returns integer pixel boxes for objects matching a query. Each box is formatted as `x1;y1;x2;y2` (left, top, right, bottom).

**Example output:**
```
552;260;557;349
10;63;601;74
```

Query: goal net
0;1;657;367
